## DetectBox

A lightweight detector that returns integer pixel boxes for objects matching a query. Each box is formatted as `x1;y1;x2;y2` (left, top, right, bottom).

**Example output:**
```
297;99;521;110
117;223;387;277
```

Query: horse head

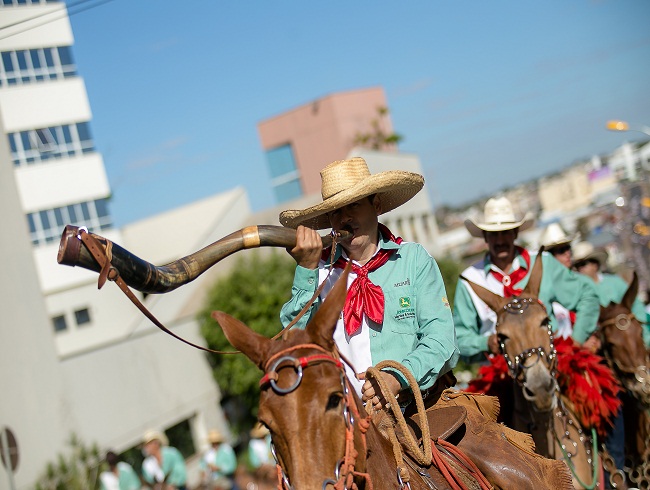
463;249;558;413
598;271;650;406
212;265;371;490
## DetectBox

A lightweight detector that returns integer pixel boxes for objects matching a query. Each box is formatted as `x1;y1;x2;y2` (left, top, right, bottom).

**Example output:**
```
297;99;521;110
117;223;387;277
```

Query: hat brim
572;250;608;266
464;213;535;238
279;171;424;230
143;431;169;447
544;234;577;250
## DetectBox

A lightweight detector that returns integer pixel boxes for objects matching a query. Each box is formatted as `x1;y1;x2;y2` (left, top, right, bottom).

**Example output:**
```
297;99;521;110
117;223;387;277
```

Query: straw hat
539;223;576;249
279;157;424;230
249;423;270;439
464;197;534;238
571;241;608;267
207;429;225;444
142;429;168;447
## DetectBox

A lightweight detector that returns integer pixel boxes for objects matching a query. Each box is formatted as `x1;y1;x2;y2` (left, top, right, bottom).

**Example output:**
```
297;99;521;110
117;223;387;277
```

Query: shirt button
308;278;314;284
372;333;377;337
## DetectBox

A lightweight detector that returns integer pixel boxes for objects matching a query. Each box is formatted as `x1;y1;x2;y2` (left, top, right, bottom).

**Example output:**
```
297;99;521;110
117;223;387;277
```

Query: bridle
599;313;650;401
497;297;558;382
259;343;373;490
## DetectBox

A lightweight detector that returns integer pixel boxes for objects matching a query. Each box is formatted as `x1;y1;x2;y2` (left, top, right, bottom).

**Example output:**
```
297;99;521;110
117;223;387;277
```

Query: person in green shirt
99;451;140;490
199;429;237;490
279;157;459;412
453;197;600;364
572;240;650;347
141;429;187;490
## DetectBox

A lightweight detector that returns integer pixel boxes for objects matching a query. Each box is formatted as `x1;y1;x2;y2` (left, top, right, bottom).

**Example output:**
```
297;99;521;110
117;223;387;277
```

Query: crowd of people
101;156;649;490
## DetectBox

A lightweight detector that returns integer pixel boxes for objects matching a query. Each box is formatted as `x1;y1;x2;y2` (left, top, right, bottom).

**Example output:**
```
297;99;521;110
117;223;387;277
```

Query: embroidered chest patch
399;297;411;308
394;297;416;320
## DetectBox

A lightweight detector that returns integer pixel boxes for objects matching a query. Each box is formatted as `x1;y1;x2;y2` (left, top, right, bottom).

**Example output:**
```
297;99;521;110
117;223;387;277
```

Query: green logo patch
399;297;411;308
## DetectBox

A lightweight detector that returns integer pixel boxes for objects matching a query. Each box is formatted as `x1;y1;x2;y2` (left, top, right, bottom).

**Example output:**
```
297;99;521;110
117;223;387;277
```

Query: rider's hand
287;225;322;270
582;334;601;353
487;333;500;355
361;371;401;411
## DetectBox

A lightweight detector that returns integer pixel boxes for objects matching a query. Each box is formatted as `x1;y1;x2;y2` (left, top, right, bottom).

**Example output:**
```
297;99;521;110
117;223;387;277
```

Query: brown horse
598;271;650;488
462;252;602;489
212;266;572;489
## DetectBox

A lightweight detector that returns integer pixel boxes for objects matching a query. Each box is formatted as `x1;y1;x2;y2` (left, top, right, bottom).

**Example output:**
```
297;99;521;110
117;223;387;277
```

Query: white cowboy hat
249;423;270;439
279;157;424;230
464;197;534;238
207;429;225;444
571;241;608;267
539;223;576;249
142;429;169;447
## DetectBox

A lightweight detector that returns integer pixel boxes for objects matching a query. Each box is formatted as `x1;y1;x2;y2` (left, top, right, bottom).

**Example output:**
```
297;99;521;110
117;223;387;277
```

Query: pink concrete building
257;86;397;203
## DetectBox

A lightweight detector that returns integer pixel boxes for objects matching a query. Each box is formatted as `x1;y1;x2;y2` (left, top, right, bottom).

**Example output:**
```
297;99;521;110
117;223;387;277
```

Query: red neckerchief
489;246;531;297
326;224;402;336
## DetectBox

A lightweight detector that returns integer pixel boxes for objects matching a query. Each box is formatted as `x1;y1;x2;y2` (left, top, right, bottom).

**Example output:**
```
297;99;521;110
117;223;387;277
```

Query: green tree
436;256;463;309
35;434;101;490
197;251;296;432
354;106;403;150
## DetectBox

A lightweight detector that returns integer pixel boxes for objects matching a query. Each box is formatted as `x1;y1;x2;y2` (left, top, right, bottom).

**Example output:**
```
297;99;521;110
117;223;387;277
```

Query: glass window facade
266;143;303;203
9;122;94;166
0;46;76;86
26;198;113;246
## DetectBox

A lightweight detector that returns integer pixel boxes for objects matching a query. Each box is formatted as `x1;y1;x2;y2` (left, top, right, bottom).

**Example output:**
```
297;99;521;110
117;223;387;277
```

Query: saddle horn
58;224;350;294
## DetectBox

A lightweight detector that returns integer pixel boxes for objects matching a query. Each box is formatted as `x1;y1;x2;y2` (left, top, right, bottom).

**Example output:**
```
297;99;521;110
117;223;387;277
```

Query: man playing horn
279;157;459;412
453;197;600;363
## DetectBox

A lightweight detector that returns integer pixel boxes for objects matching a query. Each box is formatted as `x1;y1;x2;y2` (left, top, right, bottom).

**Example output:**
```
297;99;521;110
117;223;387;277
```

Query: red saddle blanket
465;337;622;436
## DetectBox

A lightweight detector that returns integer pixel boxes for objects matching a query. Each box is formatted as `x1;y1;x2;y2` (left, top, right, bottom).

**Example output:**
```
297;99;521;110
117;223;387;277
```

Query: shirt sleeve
217;445;237;476
279;265;322;330
542;254;599;344
167;447;187;485
453;278;490;361
394;247;459;390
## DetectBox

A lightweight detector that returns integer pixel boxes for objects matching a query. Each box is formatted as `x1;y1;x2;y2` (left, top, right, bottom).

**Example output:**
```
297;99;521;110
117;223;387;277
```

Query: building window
26;198;113;246
0;46;76;86
9;121;95;166
74;308;91;326
52;315;67;332
266;144;303;203
274;178;302;203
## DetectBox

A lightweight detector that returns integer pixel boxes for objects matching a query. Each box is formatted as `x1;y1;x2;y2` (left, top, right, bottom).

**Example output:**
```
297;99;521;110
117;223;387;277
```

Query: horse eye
326;392;343;411
540;317;550;328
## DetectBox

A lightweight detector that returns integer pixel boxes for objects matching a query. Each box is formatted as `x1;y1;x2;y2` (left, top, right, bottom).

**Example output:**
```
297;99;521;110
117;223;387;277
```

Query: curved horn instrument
58;225;350;294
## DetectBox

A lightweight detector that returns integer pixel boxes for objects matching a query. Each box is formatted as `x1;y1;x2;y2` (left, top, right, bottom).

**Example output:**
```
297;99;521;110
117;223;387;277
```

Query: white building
0;2;232;488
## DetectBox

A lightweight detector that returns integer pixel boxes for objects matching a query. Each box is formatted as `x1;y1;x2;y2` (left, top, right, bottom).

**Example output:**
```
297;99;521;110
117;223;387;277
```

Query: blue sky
65;1;650;227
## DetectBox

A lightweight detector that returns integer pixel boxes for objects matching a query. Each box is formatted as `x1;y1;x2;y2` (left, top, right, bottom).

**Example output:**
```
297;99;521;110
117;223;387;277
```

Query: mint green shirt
280;233;459;391
99;462;140;490
454;251;599;361
142;446;187;486
592;273;650;347
200;443;237;479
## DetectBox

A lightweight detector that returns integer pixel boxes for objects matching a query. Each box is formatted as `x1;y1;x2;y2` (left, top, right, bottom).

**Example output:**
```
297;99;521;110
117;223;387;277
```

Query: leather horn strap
79;229;236;355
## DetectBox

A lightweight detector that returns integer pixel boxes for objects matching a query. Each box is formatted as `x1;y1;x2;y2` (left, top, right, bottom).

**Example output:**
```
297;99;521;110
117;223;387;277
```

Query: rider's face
484;229;518;264
328;196;381;252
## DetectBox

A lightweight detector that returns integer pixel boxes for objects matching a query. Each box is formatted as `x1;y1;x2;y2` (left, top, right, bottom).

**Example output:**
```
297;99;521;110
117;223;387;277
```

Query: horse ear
622;271;639;311
306;263;351;350
211;311;271;369
523;247;544;298
460;275;506;313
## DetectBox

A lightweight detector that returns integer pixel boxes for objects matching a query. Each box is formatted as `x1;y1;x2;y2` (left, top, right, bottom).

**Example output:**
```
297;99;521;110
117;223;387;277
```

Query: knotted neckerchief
489;246;531;297
323;224;402;336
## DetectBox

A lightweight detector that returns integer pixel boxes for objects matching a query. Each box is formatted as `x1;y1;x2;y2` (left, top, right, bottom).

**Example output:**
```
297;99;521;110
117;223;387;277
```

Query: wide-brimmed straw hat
143;429;169;447
207;429;225;444
571;241;608;267
464;197;534;238
279;157;424;230
539;223;576;250
250;423;270;439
